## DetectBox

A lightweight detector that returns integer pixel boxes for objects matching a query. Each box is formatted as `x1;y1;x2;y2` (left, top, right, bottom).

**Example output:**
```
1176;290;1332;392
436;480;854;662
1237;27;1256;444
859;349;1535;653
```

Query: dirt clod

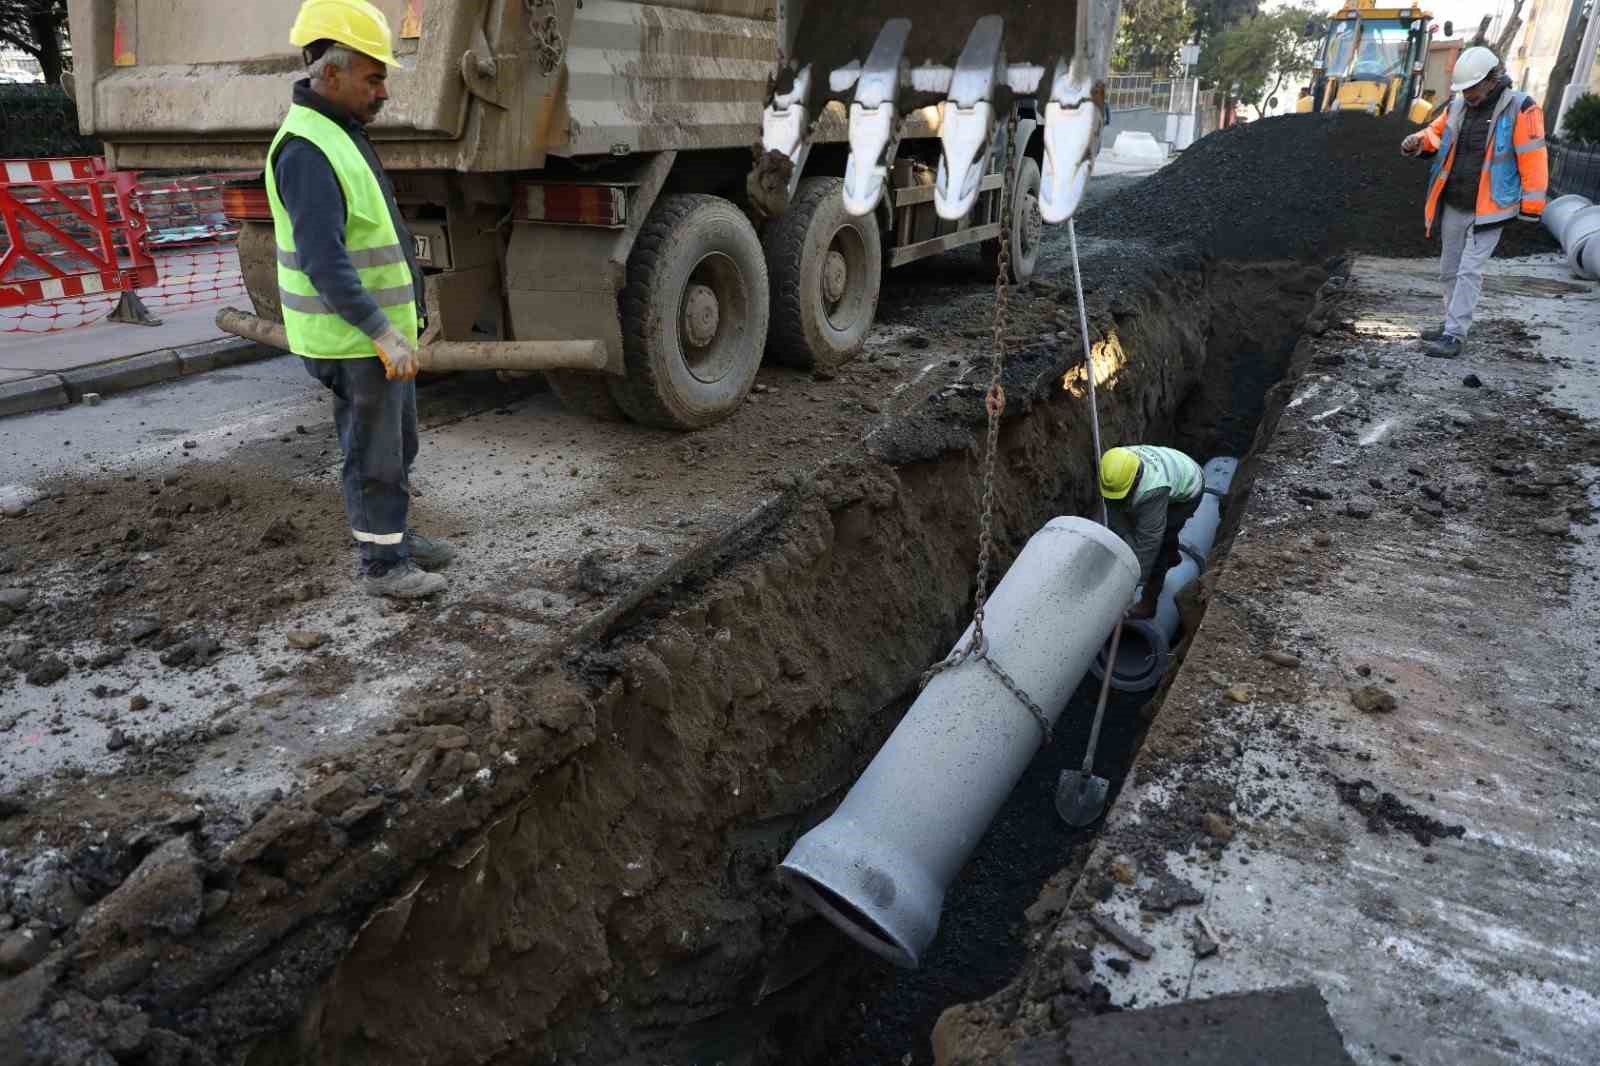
1262;651;1301;668
1350;685;1398;714
1202;813;1236;843
25;655;68;686
1334;778;1466;847
285;630;328;650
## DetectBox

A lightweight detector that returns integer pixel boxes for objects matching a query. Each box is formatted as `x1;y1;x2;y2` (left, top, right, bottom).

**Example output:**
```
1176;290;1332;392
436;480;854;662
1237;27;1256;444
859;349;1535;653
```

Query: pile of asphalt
1079;111;1558;261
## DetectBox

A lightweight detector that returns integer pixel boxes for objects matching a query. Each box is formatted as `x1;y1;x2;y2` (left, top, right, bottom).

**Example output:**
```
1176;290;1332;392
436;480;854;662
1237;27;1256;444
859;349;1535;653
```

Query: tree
1190;0;1265;41
1200;6;1327;119
1114;0;1193;74
0;0;68;85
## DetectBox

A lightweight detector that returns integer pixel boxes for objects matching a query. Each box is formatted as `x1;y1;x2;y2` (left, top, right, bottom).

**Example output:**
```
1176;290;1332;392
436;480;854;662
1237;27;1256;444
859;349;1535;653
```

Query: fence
0;157;246;334
1107;74;1157;112
1549;140;1600;201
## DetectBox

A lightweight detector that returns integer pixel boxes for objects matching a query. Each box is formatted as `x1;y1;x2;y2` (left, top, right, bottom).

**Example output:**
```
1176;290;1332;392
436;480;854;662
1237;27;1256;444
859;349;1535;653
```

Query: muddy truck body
66;0;1118;429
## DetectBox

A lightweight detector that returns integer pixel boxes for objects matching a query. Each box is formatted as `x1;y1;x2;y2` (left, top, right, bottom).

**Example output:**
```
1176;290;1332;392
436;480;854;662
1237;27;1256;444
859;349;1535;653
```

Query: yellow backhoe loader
1296;0;1451;122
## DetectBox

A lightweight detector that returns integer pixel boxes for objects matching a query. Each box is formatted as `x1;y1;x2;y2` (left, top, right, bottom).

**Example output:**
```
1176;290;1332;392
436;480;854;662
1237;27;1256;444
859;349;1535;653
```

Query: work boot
1424;334;1463;359
1419;324;1447;342
362;558;447;599
405;529;457;571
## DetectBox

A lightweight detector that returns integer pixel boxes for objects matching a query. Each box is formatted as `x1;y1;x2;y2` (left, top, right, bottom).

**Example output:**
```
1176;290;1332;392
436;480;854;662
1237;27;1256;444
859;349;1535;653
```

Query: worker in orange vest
1401;46;1547;359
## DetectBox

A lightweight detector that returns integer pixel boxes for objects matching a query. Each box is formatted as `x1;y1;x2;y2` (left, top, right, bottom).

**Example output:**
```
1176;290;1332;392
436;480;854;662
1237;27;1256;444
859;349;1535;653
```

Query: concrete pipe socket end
777;517;1139;968
1089;616;1169;693
1541;193;1591;247
1089;456;1238;694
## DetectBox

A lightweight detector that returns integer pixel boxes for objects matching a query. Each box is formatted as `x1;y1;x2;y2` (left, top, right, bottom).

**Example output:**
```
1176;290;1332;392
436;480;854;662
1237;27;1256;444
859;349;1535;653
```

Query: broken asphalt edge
0;337;280;419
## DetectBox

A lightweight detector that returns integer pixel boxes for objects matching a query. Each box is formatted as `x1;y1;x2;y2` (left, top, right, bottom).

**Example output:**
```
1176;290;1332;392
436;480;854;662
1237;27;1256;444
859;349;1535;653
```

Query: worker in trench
1401;46;1548;359
1098;446;1205;619
266;0;454;598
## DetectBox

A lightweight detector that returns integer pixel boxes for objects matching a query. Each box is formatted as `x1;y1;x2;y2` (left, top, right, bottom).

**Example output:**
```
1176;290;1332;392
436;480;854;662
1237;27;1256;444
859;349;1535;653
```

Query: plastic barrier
0;156;157;308
0;159;251;334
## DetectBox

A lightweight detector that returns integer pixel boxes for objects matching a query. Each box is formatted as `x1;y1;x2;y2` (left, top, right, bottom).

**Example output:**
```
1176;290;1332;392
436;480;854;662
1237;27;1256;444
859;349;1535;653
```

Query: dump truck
64;0;1119;430
1295;0;1446;122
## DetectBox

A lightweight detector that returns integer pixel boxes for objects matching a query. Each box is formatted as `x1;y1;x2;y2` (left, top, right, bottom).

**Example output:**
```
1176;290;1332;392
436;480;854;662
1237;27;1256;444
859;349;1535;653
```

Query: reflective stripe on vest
1128;445;1203;505
263;103;418;359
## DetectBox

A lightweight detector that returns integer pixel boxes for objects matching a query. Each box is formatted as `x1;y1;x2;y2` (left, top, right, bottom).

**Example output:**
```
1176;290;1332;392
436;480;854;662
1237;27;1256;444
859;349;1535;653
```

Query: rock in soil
75;835;204;952
1346;496;1377;519
1350;685;1398;714
25;655;68;686
0;928;51;974
1262;651;1301;668
286;630;328;651
1090;910;1155;960
0;587;31;610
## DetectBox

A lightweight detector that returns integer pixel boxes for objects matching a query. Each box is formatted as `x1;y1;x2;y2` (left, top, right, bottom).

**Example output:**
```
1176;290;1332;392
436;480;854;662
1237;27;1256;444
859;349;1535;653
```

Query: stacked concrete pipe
1542;194;1600;280
778;517;1138;968
1088;456;1238;693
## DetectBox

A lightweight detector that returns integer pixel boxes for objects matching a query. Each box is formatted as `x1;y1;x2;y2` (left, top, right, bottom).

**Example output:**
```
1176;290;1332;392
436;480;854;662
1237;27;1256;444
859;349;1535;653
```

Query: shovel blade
1055;768;1110;827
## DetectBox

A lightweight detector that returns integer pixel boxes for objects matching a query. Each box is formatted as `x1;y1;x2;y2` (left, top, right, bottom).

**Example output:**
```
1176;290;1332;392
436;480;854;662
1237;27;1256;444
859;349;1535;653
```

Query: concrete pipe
778;517;1137;968
1541;193;1591;246
1089;457;1238;692
1562;206;1600;281
214;307;610;373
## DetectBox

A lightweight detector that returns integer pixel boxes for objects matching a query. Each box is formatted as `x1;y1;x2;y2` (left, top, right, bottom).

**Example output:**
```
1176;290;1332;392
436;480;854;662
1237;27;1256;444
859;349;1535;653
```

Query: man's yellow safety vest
263;103;418;359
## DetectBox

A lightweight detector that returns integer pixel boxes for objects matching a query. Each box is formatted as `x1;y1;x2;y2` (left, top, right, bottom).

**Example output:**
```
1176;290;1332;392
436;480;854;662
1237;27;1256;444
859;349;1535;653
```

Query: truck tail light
222;184;271;222
518;184;628;227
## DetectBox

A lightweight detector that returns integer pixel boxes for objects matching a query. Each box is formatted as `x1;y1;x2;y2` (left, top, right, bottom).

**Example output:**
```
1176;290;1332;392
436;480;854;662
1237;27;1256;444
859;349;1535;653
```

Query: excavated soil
920;294;1600;1063
1078;113;1559;261
0;218;1322;1066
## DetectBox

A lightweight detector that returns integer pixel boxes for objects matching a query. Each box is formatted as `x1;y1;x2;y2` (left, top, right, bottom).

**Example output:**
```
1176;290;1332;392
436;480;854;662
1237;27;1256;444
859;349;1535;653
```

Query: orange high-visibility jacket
1419;87;1548;236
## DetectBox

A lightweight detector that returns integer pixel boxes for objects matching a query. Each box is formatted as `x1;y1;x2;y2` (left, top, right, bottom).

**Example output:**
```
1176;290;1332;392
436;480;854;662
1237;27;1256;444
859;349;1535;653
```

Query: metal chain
921;108;1052;748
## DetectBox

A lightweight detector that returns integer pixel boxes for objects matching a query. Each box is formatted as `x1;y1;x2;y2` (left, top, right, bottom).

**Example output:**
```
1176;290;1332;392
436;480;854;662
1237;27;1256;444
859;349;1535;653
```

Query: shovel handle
1082;621;1122;775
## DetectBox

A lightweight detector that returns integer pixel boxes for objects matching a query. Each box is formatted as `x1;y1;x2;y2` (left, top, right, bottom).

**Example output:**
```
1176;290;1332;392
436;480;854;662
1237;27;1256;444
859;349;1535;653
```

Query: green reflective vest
1128;445;1203;505
263;103;418;359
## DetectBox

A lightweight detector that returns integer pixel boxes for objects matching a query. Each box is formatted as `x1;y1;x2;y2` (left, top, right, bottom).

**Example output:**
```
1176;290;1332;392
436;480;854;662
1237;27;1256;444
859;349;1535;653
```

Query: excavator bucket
759;0;1122;224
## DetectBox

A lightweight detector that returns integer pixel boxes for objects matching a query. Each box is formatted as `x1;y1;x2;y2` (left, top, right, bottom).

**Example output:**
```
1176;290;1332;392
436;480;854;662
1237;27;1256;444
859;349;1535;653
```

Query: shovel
1056;620;1122;827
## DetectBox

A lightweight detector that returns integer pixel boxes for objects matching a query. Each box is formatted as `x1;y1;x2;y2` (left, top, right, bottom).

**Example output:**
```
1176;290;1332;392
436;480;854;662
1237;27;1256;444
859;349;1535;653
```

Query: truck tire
546;370;628;421
764;177;882;369
608;194;770;430
981;157;1043;286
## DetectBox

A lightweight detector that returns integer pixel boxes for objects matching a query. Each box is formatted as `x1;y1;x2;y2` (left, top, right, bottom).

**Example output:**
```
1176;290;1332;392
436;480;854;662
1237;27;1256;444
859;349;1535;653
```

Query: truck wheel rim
679;252;746;385
821;225;869;333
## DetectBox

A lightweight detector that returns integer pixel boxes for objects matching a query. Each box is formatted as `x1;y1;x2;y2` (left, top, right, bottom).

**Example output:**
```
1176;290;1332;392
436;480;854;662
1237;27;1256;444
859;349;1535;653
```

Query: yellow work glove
373;325;419;381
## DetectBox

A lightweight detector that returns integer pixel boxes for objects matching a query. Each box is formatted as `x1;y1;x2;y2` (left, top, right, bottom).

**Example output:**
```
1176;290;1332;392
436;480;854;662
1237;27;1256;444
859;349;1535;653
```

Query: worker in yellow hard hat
266;0;454;598
1099;445;1205;618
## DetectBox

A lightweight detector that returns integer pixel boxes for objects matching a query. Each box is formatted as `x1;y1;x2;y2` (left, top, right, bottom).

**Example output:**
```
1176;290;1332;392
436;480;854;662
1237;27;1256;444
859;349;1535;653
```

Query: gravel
1080;113;1559;261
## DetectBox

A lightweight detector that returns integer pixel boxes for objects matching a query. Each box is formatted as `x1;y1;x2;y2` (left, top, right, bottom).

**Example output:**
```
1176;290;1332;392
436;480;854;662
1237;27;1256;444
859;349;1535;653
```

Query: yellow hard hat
1099;447;1141;500
290;0;404;70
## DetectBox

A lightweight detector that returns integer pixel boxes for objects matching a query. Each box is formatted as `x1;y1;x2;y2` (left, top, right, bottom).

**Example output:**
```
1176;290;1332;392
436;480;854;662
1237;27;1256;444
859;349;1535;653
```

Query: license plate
413;234;433;265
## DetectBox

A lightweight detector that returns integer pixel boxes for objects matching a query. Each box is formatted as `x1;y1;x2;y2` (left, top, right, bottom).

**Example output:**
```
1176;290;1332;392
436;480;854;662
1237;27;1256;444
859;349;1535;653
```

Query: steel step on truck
66;0;1119;429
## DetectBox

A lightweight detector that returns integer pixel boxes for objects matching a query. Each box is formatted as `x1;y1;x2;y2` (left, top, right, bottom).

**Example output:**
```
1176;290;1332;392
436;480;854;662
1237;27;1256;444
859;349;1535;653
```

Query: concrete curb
0;375;69;418
1;337;281;419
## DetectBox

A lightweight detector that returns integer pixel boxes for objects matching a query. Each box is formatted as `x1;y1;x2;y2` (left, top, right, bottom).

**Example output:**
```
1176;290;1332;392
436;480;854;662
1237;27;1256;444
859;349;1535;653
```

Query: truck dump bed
65;0;778;171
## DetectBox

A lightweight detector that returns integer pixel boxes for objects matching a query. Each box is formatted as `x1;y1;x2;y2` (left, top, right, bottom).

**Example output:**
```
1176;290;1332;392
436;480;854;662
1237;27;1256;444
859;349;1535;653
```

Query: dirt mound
1079;112;1558;261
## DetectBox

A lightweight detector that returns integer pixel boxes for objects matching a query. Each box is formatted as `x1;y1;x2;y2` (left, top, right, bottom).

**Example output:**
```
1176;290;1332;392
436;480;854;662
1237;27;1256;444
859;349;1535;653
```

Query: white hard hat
1451;46;1498;92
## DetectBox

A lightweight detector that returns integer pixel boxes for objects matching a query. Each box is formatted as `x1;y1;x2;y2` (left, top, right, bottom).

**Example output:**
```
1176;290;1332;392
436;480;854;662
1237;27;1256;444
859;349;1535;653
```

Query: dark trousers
1152;494;1203;591
303;356;416;569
